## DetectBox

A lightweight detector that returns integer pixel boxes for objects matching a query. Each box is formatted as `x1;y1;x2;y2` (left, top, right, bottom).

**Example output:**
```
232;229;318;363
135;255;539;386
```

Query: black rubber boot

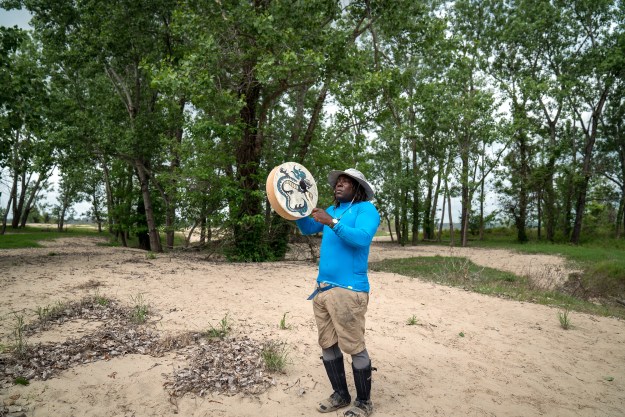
324;357;351;401
344;362;373;416
317;357;351;412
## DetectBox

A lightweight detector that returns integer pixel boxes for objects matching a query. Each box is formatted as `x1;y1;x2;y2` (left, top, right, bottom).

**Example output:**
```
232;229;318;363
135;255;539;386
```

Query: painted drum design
266;162;318;220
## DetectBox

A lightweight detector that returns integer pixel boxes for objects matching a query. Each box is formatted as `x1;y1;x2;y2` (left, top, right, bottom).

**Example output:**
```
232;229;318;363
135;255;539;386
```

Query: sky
0;7;31;29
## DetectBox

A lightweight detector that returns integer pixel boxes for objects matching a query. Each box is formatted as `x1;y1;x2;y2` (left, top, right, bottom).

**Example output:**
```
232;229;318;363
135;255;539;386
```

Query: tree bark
570;85;610;244
135;161;162;252
19;173;48;228
446;178;454;247
460;139;470;247
1;175;17;235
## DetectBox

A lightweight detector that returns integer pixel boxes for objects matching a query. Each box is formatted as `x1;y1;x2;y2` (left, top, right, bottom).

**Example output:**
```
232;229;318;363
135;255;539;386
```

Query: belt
307;283;335;300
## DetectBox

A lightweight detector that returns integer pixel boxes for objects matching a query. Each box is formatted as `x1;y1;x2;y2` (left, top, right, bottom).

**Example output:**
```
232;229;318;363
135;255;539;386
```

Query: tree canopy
1;0;624;256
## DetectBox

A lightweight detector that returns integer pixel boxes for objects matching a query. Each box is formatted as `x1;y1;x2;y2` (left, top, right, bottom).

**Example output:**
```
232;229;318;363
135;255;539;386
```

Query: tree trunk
385;215;394;242
57;206;67;232
563;125;577;239
516;135;529;243
460;143;470;247
422;172;433;240
135;161;162;252
537;192;542;240
411;137;419;245
429;167;442;240
101;160;115;234
1;176;17;235
233;64;265;260
19;174;47;228
446;178;454;247
616;193;624;239
11;171;28;229
394;205;402;244
438;185;446;243
478;175;485;240
570;85;610;244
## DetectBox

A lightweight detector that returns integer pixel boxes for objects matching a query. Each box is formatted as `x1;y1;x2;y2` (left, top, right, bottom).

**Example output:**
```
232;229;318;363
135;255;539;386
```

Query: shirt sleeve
332;203;380;248
296;216;324;235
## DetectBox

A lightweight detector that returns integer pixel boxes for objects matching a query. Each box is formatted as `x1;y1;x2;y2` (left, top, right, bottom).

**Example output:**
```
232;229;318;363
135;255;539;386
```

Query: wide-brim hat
327;168;375;201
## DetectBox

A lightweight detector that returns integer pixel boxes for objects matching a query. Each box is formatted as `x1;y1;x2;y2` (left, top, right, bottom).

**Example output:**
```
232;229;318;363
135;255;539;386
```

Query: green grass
0;224;189;250
400;229;625;306
262;341;289;373
558;309;572;330
0;225;103;249
205;313;231;339
278;312;291;330
465;237;625;301
370;256;625;319
129;293;150;324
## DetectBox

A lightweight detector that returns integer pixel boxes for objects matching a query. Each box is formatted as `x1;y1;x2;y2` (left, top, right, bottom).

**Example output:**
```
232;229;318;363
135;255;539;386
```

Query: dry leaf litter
1;295;277;416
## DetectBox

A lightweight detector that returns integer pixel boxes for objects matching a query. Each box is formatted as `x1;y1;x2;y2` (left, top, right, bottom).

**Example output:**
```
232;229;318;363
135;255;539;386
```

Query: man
296;168;380;417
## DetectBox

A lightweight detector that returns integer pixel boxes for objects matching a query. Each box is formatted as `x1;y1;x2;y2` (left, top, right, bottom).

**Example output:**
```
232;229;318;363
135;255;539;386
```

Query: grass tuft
558;309;572;330
129;293;149;324
262;341;289;373
406;315;419;326
13;376;29;386
205;313;231;339
94;288;109;306
12;313;28;358
278;312;291;330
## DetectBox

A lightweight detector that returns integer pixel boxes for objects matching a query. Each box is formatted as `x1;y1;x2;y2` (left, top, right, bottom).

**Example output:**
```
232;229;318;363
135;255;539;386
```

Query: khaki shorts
312;286;369;355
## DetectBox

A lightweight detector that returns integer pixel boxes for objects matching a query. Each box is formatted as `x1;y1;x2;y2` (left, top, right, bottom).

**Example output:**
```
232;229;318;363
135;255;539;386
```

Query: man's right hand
311;207;333;227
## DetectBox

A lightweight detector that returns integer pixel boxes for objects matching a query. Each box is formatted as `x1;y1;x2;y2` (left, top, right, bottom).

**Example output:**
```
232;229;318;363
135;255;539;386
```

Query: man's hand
311;207;334;227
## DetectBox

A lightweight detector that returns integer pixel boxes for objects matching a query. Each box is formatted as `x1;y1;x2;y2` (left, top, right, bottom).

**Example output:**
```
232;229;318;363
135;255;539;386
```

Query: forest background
1;0;624;261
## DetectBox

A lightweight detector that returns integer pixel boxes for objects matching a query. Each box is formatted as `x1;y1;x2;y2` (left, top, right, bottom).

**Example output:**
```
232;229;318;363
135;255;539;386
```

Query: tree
0;30;54;234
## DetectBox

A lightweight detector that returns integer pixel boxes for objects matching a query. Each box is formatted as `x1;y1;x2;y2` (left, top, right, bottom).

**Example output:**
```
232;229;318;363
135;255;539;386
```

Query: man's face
334;175;356;203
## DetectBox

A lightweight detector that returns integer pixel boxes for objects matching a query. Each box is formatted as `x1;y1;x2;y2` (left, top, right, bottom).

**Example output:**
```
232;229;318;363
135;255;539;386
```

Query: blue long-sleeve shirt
296;201;380;292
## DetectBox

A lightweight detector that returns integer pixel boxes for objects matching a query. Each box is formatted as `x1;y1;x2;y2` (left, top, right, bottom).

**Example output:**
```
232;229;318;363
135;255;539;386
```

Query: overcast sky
0;7;32;29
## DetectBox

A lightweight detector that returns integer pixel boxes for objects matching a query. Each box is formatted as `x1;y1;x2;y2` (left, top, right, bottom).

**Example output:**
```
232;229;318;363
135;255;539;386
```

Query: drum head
266;162;318;220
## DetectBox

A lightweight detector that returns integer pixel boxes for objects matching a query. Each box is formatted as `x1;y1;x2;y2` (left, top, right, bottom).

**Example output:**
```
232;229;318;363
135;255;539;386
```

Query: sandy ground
0;236;624;417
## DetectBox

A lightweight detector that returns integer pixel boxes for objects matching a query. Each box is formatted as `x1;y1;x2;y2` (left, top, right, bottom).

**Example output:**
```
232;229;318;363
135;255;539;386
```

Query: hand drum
266;162;318;220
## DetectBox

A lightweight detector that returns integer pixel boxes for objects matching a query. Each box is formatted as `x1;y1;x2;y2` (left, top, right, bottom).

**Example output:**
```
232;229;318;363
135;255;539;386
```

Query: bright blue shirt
296;201;380;292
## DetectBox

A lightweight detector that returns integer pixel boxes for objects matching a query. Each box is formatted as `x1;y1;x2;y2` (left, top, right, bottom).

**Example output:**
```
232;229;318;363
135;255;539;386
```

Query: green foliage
2;0;623;254
406;315;419;326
